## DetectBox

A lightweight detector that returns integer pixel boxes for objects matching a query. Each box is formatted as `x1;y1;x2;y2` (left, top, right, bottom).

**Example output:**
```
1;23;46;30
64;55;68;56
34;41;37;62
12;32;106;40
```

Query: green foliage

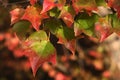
9;0;120;76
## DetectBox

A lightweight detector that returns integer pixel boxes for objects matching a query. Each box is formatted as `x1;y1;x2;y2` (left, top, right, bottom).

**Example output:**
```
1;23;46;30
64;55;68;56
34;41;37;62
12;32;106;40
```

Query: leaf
30;41;56;58
108;0;120;18
49;7;60;18
95;22;112;42
12;20;31;41
45;18;75;43
10;8;25;24
30;0;37;5
45;18;76;54
23;30;56;76
24;41;56;76
28;30;48;41
21;6;49;31
40;0;55;14
74;12;98;37
72;0;97;14
59;5;75;27
56;0;66;10
109;13;120;35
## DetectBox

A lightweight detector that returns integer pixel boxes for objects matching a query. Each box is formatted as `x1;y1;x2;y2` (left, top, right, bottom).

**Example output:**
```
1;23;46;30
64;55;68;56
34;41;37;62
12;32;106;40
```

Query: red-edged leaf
21;6;41;30
74;12;98;37
10;8;24;24
40;0;55;14
24;41;56;76
72;0;97;14
23;31;56;76
64;39;76;55
30;0;37;5
45;18;76;54
21;6;49;31
95;22;112;42
108;0;120;18
59;6;75;27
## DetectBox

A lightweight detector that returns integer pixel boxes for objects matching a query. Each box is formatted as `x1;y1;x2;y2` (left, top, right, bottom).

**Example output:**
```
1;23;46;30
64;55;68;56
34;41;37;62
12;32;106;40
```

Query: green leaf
28;30;48;41
12;20;31;40
109;14;120;34
44;18;75;54
45;18;75;41
49;7;60;17
30;41;56;58
45;18;62;34
74;12;98;36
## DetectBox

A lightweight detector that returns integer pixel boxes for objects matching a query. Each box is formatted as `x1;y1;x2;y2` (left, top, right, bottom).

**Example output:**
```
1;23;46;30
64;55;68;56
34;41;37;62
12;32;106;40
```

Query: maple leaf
40;0;55;14
59;5;75;27
10;8;24;24
72;0;97;14
21;6;49;31
23;30;56;76
30;0;37;5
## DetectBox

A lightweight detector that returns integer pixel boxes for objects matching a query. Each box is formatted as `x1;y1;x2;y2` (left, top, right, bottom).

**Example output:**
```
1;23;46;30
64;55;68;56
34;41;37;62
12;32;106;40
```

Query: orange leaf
21;6;49;31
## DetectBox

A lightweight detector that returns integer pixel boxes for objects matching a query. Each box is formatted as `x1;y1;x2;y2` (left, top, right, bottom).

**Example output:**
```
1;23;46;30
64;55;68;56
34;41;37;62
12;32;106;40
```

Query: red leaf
59;6;75;27
108;0;120;18
95;22;112;42
60;12;74;27
72;0;97;14
64;39;76;55
10;8;24;24
21;6;49;31
30;0;37;5
40;0;55;14
58;37;76;55
24;49;56;76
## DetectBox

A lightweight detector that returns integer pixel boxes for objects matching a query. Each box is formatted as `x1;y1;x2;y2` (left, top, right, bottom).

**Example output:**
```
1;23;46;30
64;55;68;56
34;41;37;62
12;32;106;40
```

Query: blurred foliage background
0;0;120;80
